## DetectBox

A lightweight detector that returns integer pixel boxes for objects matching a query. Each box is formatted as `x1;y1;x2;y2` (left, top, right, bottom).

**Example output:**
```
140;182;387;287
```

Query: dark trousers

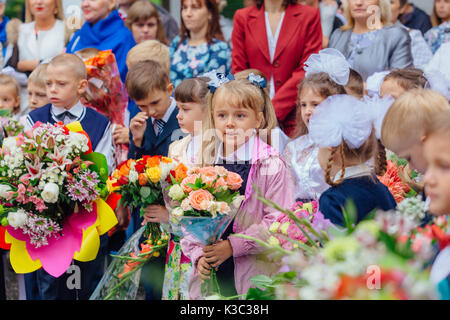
0;250;6;300
29;234;108;300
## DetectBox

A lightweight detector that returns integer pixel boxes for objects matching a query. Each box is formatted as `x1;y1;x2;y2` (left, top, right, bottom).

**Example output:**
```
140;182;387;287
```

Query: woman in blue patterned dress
169;0;231;88
425;0;450;54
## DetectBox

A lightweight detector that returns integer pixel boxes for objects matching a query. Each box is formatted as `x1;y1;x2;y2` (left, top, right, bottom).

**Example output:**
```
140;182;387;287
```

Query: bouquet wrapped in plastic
166;166;245;296
81;49;129;165
0;121;117;277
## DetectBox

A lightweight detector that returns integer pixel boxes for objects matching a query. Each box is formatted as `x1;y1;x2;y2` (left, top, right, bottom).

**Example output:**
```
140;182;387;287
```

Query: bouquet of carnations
0;121;117;277
108;155;177;243
166;166;245;296
81;49;129;165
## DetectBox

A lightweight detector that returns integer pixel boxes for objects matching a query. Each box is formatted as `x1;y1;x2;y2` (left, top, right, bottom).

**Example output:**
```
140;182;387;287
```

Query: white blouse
284;134;329;200
264;11;285;99
18;19;65;62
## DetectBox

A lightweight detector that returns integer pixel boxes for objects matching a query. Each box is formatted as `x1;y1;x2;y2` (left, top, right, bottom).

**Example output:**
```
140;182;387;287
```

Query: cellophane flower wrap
234;194;439;300
166;165;245;296
107;155;176;244
80;49;129;165
0;121;117;277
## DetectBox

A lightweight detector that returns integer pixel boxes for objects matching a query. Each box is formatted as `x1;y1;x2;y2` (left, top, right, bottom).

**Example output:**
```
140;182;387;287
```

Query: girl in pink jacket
180;73;294;299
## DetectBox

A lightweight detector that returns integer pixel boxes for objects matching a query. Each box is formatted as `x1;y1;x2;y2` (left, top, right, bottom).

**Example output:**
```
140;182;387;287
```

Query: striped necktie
154;119;165;136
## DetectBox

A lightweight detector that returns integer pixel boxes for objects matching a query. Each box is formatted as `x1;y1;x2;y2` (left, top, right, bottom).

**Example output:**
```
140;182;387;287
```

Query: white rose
129;169;138;184
68;131;89;151
231;195;245;210
41;182;60;203
0;184;12;198
172;207;184;218
181;198;192;211
168;184;185;201
8;209;28;228
159;162;175;181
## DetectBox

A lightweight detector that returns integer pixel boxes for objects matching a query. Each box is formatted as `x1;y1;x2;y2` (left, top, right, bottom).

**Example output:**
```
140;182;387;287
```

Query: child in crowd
162;77;210;300
310;94;396;226
423;109;450;300
125;59;181;300
381;89;450;175
234;68;290;154
345;68;364;99
24;53;114;300
0;74;20;120
26;63;49;111
284;48;348;202
380;68;428;99
181;75;293;299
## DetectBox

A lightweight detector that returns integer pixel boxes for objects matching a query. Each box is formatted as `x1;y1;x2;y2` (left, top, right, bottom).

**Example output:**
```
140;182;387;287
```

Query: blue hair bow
202;71;235;94
247;73;267;89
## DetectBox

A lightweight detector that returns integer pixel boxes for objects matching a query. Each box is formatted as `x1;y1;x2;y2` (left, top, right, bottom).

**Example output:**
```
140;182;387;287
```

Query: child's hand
197;256;212;281
130;112;148;147
142;205;169;224
115;203;129;229
202;240;233;268
113;124;130;145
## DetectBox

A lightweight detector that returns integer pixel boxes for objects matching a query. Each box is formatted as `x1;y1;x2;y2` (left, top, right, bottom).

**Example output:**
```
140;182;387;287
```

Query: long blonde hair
341;0;392;31
201;79;278;166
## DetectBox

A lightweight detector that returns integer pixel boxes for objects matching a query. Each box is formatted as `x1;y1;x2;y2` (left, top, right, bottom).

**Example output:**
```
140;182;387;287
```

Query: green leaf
342;199;357;234
245;287;275;300
250;274;275;289
81;152;108;182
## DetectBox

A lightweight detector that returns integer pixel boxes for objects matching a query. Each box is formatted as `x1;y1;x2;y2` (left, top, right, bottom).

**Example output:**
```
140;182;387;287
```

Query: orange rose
214;176;228;191
138;173;148;186
181;174;200;193
146;156;160;167
226;172;243;190
119;163;130;177
188;189;214;211
174;163;188;181
199;166;218;178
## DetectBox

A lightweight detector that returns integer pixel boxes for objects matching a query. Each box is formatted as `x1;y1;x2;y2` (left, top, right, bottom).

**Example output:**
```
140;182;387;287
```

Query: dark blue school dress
319;174;397;227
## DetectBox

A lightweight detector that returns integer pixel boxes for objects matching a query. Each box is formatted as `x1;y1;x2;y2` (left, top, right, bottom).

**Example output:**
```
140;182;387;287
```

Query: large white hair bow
309;94;373;149
423;68;450;101
303;48;351;86
366;71;390;97
363;95;395;140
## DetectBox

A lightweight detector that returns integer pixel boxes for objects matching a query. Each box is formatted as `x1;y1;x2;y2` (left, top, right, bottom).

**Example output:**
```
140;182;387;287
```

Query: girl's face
298;87;326;129
28;83;49;110
424;133;450;215
0;86;20;112
81;0;115;24
131;17;158;44
435;0;450;22
176;101;205;134
213;97;263;152
181;0;211;34
348;0;380;22
29;0;57;20
380;78;405;99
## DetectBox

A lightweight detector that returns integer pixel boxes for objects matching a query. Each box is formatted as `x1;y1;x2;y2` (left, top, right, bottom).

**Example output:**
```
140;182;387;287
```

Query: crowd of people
0;0;449;300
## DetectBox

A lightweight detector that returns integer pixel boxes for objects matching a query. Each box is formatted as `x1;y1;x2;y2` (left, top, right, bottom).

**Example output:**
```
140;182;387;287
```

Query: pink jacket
180;137;294;299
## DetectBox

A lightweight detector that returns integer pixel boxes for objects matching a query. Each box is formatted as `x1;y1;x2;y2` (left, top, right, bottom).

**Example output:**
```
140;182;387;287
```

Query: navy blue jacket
319;175;397;227
401;4;432;35
128;107;181;158
28;104;110;151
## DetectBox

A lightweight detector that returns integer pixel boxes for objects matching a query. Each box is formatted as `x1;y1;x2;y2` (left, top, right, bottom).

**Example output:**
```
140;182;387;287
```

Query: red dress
231;4;322;137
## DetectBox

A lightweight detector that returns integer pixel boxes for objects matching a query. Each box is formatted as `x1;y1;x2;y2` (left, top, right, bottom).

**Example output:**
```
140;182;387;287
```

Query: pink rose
188;189;214;211
225;172;243;191
180;174;200;193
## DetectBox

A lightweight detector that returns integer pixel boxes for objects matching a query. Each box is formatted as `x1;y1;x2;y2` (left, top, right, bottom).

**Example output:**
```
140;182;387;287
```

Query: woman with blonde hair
17;0;66;73
328;0;413;80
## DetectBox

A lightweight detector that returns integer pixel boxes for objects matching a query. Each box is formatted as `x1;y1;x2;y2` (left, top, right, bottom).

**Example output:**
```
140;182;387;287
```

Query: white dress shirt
25;101;115;173
265;11;285;99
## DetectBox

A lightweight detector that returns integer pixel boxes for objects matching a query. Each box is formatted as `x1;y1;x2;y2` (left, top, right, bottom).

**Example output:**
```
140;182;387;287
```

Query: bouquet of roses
0;121;117;277
166;166;245;296
81;49;129;165
108;155;177;243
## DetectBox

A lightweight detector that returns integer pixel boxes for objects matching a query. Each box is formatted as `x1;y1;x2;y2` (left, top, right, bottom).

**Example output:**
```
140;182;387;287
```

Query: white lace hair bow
309;94;373;149
364;94;395;140
366;71;390;97
303;48;351;86
423;69;450;101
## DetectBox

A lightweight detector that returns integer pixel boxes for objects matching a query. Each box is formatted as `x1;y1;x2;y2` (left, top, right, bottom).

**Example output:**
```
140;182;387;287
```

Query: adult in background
391;0;433;70
399;0;432;35
17;0;66;74
169;0;230;88
328;0;413;81
231;0;322;137
66;0;136;82
425;0;450;54
125;0;168;44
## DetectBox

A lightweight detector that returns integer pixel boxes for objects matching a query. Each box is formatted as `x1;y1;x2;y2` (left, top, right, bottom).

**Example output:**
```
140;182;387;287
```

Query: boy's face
390;139;427;174
28;83;50;110
46;64;87;109
424;133;450;215
0;85;19;111
134;84;173;119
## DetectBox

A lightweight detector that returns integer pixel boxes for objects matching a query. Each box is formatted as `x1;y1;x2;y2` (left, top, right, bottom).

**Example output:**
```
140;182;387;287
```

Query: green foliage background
5;0;25;19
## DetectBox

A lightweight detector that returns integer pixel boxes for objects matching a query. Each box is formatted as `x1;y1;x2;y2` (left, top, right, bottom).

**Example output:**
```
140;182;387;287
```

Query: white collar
216;133;255;163
51;100;84;118
152;97;176;124
333;163;372;183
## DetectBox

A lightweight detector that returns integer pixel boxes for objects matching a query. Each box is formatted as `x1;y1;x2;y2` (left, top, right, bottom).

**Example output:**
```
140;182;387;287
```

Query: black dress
215;161;252;297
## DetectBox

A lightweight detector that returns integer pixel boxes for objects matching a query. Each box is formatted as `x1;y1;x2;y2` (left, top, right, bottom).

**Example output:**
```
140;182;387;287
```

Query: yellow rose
145;166;162;183
106;178;120;193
